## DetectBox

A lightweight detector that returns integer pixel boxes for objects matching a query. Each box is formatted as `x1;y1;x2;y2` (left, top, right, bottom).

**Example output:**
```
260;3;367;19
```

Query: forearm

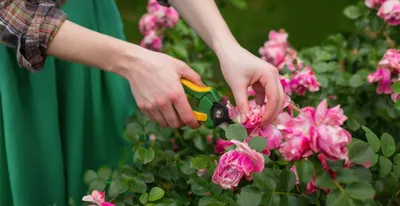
168;0;239;55
47;20;144;76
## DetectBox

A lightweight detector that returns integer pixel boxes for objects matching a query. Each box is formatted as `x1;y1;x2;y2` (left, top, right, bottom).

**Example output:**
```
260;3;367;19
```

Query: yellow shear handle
180;79;211;123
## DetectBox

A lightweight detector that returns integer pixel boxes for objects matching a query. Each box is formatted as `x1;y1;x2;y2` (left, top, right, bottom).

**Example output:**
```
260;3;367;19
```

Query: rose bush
78;0;400;205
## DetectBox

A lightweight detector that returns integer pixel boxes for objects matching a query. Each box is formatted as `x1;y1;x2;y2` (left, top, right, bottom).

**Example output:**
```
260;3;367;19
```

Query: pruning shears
181;79;234;129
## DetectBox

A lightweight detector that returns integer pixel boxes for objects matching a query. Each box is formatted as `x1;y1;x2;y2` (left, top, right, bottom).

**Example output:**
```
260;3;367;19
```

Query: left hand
217;45;285;126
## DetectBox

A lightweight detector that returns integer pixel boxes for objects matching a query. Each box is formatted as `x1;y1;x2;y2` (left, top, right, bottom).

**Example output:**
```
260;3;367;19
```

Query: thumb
180;66;205;86
231;86;250;123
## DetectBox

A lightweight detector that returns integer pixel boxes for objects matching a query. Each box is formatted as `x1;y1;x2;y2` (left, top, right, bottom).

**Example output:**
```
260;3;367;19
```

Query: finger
149;108;168;127
270;78;285;122
173;88;200;129
260;73;280;125
231;85;250;123
159;102;184;128
180;65;205;86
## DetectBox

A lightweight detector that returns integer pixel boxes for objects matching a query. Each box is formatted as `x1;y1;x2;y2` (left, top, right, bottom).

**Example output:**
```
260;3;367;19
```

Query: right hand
117;46;203;129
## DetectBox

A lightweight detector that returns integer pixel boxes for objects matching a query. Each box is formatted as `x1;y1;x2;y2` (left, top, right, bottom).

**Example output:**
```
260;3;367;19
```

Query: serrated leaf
326;189;349;206
191;178;209;196
349;141;373;165
140;193;149;205
379;156;392;177
130;177;147;194
316;172;336;189
294;160;315;184
346;182;375;200
236;186;261;206
248;136;267;152
252;171;277;191
108;179;129;198
149;187;165;202
226;124;247;141
83;170;98;184
97;166;112;180
343;5;361;20
361;126;380;153
381;133;395;157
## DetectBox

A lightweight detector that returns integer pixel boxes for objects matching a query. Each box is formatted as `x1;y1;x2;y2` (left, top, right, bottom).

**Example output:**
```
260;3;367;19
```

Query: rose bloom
215;139;234;154
367;67;393;94
212;140;264;189
138;13;158;35
378;49;400;71
378;0;400;26
279;136;312;161
140;31;163;51
365;0;386;8
312;125;351;160
82;190;115;206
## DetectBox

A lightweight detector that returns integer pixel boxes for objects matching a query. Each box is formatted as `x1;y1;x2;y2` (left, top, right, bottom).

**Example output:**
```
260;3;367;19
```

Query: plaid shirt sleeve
0;0;68;72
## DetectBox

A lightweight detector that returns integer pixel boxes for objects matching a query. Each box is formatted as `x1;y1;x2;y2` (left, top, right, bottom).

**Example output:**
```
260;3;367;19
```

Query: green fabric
0;0;135;205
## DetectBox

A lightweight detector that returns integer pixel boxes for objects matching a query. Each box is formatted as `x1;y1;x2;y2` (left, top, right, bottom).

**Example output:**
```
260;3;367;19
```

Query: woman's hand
116;47;204;129
216;45;285;126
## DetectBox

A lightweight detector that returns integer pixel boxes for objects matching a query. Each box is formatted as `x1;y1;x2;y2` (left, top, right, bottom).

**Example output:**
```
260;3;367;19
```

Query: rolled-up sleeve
0;0;68;72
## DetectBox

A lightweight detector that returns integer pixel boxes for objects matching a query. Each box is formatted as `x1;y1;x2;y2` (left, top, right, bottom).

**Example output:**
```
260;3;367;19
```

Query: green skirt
0;0;135;205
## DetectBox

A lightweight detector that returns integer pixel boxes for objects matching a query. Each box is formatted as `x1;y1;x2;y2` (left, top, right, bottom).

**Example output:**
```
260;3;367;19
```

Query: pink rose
206;135;214;144
82;190;115;206
212;140;264;189
147;0;163;13
290;66;320;96
243;101;265;133
291;166;317;193
139;13;158;35
153;7;180;28
259;30;289;68
279;136;312;161
312;125;351;160
140;31;163;51
215;139;234;154
392;92;400;102
365;0;386;8
367;67;392;94
378;0;400;25
314;99;347;126
379;49;400;71
280;75;292;95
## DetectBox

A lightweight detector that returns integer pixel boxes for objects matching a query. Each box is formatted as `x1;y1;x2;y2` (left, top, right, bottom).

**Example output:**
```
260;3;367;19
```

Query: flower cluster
212;140;264;190
365;0;400;26
139;0;180;51
367;49;400;101
259;30;320;96
82;190;114;206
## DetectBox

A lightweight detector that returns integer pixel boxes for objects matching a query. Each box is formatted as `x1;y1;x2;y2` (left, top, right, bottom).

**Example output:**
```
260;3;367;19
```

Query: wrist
212;36;241;58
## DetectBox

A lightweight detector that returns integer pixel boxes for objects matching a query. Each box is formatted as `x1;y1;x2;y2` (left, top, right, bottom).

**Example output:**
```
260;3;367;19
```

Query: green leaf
172;43;188;60
312;62;339;73
139;193;149;205
316;172;336;189
381;133;395;157
248;136;267;152
89;179;106;191
326;159;345;173
379;156;392;177
230;0;247;9
314;49;333;62
97;166;112;181
130;177;147;194
180;158;196;175
326;189;349;206
190;157;208;170
262;193;281;206
191;178;209;196
343;5;361;20
252;171;277;191
135;147;155;164
236;186;262;206
294;160;315;184
337;169;358;184
361;126;380;153
349;141;373;165
392;81;400;94
141;172;155;183
393;154;400;164
278;167;296;192
349;74;364;88
370;153;379;167
194;136;207;151
83;170;98;184
346;182;375;200
209;182;222;196
395;99;400;110
108;179;129;198
393;164;400;176
149;187;165;202
315;74;329;88
225;124;247;141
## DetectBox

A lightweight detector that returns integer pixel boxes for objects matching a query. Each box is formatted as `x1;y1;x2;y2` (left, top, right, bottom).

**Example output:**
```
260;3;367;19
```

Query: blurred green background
116;0;358;53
